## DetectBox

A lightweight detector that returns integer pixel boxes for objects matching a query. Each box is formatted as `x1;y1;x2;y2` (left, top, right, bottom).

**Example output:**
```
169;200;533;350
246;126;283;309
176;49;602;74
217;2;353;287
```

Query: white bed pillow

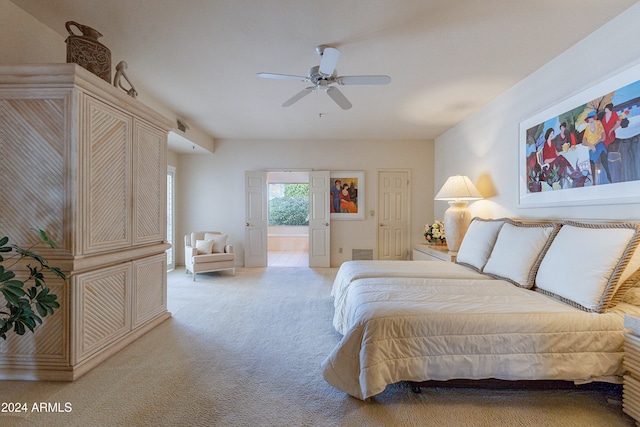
535;222;640;313
455;218;506;272
205;233;228;253
482;221;559;289
196;239;214;254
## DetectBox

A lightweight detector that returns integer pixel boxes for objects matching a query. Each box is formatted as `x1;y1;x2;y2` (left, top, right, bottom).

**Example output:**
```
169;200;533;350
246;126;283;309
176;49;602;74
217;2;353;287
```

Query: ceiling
10;0;639;144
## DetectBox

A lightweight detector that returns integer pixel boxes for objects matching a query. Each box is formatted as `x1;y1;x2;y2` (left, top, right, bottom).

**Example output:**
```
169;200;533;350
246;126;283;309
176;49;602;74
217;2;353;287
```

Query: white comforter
332;261;487;334
322;274;640;400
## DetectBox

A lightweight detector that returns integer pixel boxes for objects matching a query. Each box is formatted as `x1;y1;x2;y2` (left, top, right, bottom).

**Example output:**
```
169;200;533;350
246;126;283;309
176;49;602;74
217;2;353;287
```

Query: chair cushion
193;253;235;263
205;233;228;253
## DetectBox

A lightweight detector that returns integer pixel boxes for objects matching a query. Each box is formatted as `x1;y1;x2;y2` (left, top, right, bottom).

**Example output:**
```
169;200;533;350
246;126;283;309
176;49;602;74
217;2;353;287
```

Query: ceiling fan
257;45;391;110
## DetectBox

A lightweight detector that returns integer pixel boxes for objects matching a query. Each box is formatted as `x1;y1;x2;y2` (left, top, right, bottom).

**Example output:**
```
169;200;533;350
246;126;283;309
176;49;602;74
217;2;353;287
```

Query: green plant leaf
2;280;25;291
13;321;25;336
14;247;46;266
1;283;26;305
35;302;50;317
35;229;57;249
1;229;63;340
0;267;16;282
21;315;37;332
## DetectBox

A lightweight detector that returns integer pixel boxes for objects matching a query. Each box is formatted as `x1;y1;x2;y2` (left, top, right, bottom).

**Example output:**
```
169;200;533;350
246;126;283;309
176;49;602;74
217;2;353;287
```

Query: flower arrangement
424;220;446;245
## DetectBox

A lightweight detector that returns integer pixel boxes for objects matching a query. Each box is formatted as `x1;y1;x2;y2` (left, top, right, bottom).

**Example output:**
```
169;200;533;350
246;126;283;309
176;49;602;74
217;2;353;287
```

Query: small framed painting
519;61;640;207
330;171;365;220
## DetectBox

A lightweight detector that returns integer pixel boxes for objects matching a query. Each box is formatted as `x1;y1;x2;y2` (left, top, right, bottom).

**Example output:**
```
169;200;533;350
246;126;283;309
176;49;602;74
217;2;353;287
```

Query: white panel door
378;170;410;260
308;171;330;267
245;170;267;267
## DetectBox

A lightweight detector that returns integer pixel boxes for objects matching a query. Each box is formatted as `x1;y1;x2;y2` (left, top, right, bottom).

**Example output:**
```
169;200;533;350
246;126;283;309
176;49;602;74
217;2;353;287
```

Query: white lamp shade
434;175;482;201
434;175;482;254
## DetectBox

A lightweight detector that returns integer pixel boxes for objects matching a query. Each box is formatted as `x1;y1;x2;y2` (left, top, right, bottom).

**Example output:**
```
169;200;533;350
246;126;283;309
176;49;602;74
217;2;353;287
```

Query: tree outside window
268;183;309;226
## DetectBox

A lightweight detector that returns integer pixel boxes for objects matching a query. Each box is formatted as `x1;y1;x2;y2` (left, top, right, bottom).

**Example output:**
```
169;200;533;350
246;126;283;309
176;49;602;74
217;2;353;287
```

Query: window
167;166;176;270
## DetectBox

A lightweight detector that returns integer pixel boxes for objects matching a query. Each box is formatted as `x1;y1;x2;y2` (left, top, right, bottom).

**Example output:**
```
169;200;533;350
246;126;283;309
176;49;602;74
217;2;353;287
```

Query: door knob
246;223;250;226
325;223;329;226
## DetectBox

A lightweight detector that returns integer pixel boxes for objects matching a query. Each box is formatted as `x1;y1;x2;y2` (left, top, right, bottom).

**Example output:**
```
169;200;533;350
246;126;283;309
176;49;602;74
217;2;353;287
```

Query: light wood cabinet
0;64;173;380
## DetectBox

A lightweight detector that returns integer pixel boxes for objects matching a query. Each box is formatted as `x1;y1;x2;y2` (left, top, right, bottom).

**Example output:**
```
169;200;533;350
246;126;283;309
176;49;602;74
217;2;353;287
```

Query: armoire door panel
133;120;166;245
73;263;132;363
132;254;167;328
81;94;132;254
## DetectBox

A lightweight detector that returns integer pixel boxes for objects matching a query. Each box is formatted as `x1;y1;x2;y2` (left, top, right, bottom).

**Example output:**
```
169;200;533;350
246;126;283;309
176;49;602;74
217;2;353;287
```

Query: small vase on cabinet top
65;21;111;82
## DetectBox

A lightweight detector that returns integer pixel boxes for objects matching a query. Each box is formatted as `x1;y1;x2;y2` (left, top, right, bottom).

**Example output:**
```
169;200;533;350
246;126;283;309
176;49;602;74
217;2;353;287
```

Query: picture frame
330;171;365;220
518;62;640;208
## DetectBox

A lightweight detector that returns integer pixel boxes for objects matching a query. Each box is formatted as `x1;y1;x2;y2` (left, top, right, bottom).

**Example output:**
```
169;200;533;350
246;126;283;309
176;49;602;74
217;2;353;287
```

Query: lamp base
443;200;472;254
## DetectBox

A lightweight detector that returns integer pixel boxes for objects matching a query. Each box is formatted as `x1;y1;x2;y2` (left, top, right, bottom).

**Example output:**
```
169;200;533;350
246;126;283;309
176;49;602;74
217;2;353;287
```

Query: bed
322;218;640;400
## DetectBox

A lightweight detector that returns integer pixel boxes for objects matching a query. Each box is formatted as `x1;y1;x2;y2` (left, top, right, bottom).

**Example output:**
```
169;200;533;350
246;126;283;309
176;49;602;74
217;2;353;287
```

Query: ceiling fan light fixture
258;45;390;109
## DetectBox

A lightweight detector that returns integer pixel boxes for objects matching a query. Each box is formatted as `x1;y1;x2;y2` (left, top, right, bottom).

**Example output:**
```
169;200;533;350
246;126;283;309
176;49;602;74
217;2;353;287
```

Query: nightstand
623;314;640;424
412;243;456;262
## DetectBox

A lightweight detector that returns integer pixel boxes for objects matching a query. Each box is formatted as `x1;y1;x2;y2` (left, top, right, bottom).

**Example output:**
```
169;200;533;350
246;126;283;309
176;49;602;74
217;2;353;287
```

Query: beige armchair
185;231;236;281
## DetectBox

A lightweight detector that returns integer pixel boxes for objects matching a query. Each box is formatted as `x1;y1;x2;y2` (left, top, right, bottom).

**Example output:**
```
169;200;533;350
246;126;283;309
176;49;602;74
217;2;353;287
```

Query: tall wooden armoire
0;64;173;380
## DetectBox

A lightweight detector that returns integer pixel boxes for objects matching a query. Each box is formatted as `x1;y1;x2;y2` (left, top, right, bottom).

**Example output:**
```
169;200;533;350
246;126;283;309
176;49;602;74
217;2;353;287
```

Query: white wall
1;0;435;268
176;139;434;266
0;0;65;63
435;4;640;222
0;0;214;151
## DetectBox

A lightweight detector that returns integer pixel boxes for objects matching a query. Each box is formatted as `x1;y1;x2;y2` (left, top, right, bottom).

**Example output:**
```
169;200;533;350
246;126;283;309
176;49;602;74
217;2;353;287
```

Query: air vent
176;119;188;133
352;249;373;260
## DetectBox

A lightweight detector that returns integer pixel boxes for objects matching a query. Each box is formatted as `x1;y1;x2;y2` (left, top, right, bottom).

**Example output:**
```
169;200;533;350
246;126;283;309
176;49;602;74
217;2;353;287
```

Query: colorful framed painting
330;171;365;220
519;62;640;207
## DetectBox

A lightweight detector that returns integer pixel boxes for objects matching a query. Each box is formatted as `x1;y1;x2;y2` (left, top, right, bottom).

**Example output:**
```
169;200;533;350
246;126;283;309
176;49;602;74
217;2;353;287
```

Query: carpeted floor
0;267;635;426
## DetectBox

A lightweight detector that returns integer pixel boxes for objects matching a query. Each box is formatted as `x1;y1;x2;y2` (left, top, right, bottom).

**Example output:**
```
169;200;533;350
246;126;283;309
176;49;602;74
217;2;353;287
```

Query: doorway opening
267;171;309;267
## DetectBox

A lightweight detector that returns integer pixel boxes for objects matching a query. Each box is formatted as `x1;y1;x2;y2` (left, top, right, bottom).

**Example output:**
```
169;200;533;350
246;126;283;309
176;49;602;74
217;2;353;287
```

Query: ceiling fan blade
257;73;309;82
326;86;352;110
282;87;315;107
318;47;340;76
338;75;391;85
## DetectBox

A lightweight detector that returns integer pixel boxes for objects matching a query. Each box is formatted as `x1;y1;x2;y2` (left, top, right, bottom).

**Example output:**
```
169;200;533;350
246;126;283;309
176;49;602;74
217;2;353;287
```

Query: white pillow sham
455;218;506;272
483;221;559;289
535;222;640;313
205;233;228;253
196;239;214;254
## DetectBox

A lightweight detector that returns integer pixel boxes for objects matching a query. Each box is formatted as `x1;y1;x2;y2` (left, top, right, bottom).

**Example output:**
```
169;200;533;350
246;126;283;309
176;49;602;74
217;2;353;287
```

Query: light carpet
0;267;635;426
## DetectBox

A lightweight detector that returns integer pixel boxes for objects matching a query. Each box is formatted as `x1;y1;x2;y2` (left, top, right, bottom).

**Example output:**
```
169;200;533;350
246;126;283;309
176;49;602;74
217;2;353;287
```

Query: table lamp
434;175;482;254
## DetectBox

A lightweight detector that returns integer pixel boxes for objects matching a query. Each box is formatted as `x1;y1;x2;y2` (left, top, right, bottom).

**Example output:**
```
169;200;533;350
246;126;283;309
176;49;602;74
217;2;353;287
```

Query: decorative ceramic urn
65;21;111;82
